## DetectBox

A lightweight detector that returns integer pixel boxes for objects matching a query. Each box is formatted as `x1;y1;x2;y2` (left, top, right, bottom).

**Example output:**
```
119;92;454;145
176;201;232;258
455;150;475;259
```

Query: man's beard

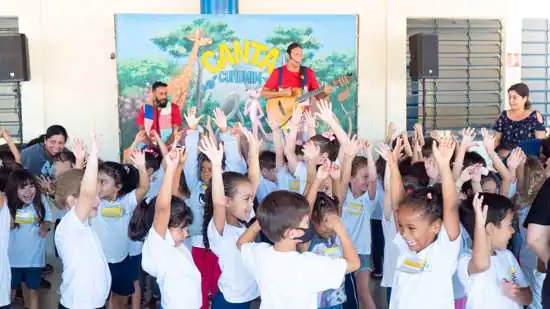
156;98;168;108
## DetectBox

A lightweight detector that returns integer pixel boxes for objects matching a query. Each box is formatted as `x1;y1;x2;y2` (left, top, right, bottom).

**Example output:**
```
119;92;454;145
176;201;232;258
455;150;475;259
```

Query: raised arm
468;193;491;275
72;138;87;170
241;127;262;194
504;148;525;198
0;129;21;164
339;137;363;206
172;147;187;199
283;108;304;175
329;214;360;273
152;148;181;238
364;143;377;200
183;107;203;188
376;139;405;212
267;119;285;170
314;100;350;146
383;161;393;220
75;134;99;222
198;136;225;234
453;128;476;181
129;149;150;204
306;163;329;210
431;136;460;241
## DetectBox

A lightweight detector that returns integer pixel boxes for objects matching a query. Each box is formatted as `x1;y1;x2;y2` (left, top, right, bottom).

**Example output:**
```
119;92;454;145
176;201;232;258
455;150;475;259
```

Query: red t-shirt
263;65;320;91
136;103;182;134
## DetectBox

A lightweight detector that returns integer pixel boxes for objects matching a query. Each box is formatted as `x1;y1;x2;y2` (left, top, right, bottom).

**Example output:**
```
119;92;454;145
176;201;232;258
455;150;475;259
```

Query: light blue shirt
184;130;246;243
8;195;52;268
91;190;138;263
276;162;307;194
256;176;277;204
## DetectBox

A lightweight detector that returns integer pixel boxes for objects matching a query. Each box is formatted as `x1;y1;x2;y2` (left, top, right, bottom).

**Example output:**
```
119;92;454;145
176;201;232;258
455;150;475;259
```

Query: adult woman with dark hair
493;83;546;149
21;125;68;177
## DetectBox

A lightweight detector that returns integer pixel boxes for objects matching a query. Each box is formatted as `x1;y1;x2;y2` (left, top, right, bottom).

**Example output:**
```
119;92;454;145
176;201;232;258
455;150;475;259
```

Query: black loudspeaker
0;34;30;82
409;33;438;80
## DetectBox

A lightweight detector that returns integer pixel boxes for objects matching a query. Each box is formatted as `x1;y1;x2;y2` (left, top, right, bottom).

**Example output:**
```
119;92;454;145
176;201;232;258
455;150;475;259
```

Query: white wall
3;0;550;159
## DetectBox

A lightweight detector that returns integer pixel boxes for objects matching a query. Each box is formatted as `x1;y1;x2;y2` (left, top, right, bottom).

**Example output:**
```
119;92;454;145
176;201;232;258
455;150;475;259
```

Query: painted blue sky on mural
115;14;357;61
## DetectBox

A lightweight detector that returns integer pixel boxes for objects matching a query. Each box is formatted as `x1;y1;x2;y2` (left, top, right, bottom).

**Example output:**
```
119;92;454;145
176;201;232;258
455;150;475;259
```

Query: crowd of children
1;94;550;309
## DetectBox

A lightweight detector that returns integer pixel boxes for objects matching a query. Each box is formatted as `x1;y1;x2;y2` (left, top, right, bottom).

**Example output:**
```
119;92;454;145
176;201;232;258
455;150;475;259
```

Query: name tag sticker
398;255;428;274
15;210;34;225
346;202;363;216
289;180;300;191
101;206;123;218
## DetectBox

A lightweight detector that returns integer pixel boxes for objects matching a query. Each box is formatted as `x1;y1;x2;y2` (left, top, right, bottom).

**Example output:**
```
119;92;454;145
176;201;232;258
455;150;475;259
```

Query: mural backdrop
115;14;358;151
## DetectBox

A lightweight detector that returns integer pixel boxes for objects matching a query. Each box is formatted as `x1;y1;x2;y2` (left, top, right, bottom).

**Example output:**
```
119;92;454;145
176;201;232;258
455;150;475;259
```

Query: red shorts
192;247;221;309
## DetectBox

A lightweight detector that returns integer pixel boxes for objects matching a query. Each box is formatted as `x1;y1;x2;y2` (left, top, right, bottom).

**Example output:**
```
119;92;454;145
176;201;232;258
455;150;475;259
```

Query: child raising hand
141;148;201;309
390;135;461;309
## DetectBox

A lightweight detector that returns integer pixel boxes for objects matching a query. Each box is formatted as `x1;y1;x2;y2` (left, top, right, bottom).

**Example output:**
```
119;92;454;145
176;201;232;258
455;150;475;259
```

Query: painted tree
117;57;180;97
310;53;358;134
151;19;239;111
265;27;322;66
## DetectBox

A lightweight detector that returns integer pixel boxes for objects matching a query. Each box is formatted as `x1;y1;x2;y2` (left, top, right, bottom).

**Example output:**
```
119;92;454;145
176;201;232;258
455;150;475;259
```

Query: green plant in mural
151;19;239;112
117;57;180;96
310;53;358;134
265;27;322;65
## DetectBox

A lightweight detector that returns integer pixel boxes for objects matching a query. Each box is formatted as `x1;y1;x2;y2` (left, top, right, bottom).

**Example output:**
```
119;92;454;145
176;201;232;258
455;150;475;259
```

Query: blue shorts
212;292;253;309
357;254;373;273
108;256;135;296
128;254;142;282
11;267;42;289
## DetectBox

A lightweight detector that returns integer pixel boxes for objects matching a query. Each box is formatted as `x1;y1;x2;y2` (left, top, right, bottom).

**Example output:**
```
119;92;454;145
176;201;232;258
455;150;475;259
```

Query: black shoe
39;278;51;290
42;264;53;275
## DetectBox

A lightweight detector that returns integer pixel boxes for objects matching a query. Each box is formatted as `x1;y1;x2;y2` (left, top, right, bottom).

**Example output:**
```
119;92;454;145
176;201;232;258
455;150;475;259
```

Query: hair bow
322;131;336;141
426;192;433;200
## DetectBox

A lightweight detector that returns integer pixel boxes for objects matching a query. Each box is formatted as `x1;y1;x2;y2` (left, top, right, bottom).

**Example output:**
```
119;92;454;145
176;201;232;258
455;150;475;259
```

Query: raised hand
329;162;341;180
480;128;495;151
38;175;54;194
178;146;188;166
425;158;440;182
304;110;316;129
129;149;146;168
507;147;525;170
213;108;228;132
314;99;336;125
460;128;477;149
432;135;456;166
240;126;262;155
288;107;303;129
303;140;321;161
134;130;148;145
72;138;87;162
184;107;203;130
165;148;182;171
198;135;224;166
316;162;330;180
473;193;488;226
344;135;363;158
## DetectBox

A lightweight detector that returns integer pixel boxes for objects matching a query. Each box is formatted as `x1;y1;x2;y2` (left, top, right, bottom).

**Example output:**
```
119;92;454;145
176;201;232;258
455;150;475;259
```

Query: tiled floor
12;232;389;309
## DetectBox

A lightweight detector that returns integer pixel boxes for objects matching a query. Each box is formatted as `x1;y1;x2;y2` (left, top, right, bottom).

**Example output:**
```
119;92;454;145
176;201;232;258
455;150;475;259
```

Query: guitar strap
277;66;309;90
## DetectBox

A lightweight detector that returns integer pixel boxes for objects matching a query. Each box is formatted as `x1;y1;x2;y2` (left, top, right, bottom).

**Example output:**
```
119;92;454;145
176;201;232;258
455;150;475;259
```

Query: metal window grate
406;19;503;131
0;17;22;142
522;19;550;125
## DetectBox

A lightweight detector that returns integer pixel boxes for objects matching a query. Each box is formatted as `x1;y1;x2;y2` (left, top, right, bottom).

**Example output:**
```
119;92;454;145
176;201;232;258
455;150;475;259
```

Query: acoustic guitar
265;73;353;126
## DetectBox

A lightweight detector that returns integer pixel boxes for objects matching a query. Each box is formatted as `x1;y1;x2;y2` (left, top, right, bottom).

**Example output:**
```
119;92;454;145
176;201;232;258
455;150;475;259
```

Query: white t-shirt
458;249;529;309
452;224;473;300
9;195;53;267
256;176;277;204
207;220;259;303
91;190;138;263
341;188;379;255
277;162;307;194
381;213;398;288
55;208;111;309
241;242;346;309
0;201;10;307
142;228;201;309
390;226;461;309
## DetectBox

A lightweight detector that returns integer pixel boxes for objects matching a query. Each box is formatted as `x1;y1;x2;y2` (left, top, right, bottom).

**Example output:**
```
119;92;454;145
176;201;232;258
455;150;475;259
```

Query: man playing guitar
261;42;332;112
